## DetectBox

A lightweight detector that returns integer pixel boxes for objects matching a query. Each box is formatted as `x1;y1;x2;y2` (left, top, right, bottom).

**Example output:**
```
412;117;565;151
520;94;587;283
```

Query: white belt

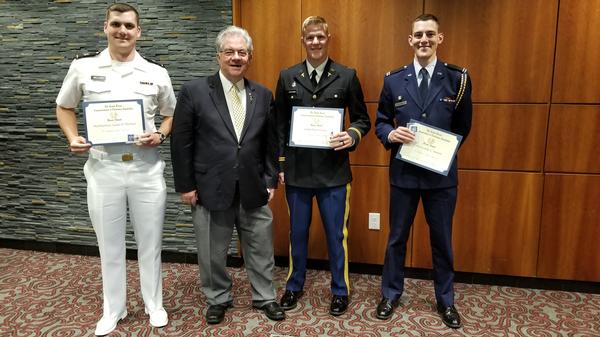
89;147;158;162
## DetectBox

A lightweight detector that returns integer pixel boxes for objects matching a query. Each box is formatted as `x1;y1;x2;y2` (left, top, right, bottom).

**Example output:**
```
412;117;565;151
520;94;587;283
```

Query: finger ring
341;140;344;145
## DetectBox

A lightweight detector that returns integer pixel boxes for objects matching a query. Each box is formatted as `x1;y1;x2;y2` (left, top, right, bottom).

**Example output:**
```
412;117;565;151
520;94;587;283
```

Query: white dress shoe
95;311;127;336
145;307;168;328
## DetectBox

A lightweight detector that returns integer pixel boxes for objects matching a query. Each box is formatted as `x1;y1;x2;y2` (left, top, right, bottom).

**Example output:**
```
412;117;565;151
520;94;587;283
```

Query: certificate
395;120;462;176
289;106;343;149
83;99;145;145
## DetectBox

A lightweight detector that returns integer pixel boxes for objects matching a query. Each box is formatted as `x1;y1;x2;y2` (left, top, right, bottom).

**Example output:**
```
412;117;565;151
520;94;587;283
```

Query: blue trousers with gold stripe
284;184;351;296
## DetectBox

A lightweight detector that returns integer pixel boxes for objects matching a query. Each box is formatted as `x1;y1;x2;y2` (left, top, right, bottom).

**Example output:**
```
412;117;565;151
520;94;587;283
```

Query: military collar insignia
385;65;407;77
75;51;100;60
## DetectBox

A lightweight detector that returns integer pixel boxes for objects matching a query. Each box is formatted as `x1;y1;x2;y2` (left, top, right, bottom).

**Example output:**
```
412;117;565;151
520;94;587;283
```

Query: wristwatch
154;131;166;144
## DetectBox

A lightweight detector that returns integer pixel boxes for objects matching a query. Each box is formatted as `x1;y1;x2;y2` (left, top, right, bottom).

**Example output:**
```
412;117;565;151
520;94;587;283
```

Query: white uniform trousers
83;147;166;321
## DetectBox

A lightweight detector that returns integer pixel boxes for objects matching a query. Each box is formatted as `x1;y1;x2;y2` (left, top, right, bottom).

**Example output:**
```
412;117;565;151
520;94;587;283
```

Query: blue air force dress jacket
375;61;472;189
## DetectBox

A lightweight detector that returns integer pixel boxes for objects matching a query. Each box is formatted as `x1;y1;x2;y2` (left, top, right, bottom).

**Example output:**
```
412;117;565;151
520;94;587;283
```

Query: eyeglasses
219;49;249;58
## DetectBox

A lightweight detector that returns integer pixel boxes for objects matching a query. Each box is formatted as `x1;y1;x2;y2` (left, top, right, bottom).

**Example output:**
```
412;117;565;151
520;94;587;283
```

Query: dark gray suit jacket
171;72;278;210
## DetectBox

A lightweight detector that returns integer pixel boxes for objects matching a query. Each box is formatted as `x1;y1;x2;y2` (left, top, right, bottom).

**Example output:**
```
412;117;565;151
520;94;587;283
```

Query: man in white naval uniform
55;3;176;336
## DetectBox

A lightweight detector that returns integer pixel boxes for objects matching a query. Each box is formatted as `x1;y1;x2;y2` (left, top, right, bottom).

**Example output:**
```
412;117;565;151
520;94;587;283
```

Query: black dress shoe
375;298;399;320
253;301;286;321
280;290;303;310
437;305;461;329
329;295;349;316
205;303;232;324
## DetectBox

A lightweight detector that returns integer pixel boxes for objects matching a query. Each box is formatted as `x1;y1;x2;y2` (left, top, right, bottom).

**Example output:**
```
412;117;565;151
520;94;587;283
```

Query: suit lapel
238;79;256;142
315;59;340;93
423;63;445;111
404;67;422;110
208;73;237;140
293;63;313;93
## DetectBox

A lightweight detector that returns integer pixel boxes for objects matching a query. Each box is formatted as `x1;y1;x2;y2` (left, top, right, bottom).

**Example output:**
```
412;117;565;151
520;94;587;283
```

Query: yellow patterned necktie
229;84;245;140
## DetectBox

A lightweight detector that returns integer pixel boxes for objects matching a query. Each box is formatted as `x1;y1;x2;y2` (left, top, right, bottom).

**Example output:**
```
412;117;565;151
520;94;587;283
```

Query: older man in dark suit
170;26;284;324
374;14;472;329
275;16;371;316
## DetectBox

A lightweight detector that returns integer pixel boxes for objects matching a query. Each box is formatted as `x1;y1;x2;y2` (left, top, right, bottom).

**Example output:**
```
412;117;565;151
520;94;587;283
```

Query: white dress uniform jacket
56;48;176;325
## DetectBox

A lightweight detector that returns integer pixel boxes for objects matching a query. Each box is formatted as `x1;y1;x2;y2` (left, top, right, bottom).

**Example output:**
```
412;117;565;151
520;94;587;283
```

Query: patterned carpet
0;248;598;337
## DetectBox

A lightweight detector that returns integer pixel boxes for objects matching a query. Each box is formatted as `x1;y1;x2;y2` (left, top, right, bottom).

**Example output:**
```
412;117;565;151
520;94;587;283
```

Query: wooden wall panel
552;0;600;103
538;174;600;281
426;0;558;103
459;104;548;171
346;167;393;264
241;0;599;282
349;103;388;167
301;0;421;102
270;188;291;257
411;171;543;277
545;105;600;173
239;0;302;92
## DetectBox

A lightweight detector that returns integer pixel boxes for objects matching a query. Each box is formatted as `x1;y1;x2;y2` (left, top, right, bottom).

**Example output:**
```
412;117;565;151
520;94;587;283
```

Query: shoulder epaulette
450;63;469;108
444;62;467;73
74;51;100;60
385;65;408;77
142;55;165;68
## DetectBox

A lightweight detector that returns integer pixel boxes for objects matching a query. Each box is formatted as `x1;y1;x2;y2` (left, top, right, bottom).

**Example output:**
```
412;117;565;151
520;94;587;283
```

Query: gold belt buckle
121;153;133;161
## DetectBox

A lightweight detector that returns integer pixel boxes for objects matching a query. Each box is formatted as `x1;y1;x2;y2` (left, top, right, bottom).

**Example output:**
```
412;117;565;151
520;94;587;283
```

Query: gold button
122;153;133;161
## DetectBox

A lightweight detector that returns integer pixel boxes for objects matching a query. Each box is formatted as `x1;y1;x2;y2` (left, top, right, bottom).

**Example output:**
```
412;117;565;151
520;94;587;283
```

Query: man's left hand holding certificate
396;120;462;176
83;99;145;145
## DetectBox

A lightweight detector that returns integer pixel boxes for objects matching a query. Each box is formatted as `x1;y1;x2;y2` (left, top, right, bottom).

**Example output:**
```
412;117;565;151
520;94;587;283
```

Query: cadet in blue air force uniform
374;14;472;329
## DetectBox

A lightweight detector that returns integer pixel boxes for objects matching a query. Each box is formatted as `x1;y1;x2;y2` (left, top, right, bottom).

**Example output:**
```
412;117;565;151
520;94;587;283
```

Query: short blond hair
301;16;328;36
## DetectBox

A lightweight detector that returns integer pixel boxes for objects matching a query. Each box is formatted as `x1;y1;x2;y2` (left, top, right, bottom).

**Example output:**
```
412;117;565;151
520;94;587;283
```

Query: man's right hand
181;190;198;206
68;136;92;153
388;126;416;144
278;172;285;185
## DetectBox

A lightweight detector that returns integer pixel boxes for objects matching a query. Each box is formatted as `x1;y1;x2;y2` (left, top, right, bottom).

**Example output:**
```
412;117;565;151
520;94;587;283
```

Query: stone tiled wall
0;1;233;253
